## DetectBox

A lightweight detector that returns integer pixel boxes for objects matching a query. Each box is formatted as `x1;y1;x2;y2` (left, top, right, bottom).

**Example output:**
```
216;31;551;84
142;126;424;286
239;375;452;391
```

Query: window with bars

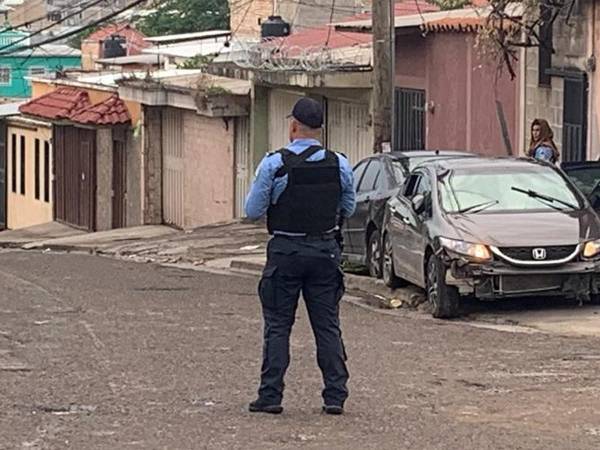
0;67;10;85
20;136;25;195
538;5;553;87
44;141;50;203
35;139;40;200
11;134;16;193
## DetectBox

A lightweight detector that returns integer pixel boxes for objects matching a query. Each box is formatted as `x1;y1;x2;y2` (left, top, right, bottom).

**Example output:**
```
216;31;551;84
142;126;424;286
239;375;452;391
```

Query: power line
0;0;109;54
0;0;148;56
325;0;337;46
0;0;92;34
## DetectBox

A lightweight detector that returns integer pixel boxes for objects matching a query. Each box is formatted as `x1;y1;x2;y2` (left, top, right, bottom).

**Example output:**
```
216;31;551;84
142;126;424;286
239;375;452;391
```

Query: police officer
245;97;356;415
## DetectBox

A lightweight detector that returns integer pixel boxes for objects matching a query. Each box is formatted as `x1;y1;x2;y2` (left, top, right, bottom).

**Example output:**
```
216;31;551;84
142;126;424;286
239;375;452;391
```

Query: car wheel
367;229;383;279
426;254;460;319
382;233;402;288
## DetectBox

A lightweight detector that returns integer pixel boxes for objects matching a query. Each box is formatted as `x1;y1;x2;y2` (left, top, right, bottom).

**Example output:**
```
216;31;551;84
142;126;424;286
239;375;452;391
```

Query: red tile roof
422;16;518;33
20;88;131;126
19;87;91;120
276;26;371;50
69;94;131;126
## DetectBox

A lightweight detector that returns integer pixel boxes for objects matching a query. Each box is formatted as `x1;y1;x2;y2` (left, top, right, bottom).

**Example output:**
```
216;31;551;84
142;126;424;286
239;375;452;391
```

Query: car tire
426;254;460;319
367;229;383;279
382;232;403;288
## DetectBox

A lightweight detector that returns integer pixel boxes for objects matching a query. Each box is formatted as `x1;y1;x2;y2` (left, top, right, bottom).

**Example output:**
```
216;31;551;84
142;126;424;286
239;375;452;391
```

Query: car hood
444;209;600;246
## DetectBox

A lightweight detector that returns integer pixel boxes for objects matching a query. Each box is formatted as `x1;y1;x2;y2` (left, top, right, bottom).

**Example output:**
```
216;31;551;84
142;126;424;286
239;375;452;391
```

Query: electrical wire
325;0;337;46
0;0;148;56
0;0;110;54
0;0;89;33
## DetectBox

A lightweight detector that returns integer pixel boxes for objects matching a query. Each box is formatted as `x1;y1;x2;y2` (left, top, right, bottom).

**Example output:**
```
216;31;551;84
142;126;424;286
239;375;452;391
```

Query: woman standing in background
527;118;560;163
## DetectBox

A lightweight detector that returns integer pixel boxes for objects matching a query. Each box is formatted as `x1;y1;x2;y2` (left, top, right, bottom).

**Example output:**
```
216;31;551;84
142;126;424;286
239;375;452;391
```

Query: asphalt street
1;251;599;449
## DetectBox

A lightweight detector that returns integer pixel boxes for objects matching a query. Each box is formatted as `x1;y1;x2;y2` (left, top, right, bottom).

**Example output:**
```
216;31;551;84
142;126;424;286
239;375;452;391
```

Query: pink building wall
183;110;235;229
395;31;520;156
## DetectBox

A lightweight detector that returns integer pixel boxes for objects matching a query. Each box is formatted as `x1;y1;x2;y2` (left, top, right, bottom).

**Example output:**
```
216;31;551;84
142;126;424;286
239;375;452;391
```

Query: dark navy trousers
257;235;349;406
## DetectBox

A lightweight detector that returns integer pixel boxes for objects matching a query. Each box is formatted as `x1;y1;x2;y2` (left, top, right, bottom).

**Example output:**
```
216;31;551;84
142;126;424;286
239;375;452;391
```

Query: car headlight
583;240;600;258
439;237;492;261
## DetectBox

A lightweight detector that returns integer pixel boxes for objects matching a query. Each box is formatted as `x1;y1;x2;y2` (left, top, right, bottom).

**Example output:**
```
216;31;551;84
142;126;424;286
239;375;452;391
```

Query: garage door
268;90;303;151
162;108;185;228
234;116;250;218
326;99;371;167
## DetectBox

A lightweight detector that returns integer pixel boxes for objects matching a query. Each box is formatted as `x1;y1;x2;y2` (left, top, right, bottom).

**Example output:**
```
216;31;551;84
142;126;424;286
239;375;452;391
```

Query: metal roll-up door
326;99;371;167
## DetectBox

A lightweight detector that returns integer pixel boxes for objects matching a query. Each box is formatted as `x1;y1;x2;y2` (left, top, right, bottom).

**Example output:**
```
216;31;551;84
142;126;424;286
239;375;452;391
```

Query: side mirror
412;194;426;214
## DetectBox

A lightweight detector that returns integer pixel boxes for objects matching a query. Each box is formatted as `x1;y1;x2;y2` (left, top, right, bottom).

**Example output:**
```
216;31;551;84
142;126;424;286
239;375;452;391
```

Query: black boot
249;399;283;414
322;405;344;415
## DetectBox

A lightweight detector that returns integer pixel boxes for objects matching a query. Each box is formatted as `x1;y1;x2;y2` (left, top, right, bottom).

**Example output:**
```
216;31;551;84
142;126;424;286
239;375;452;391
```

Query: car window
562;166;600;196
415;174;431;196
358;160;381;193
403;174;419;198
353;161;369;191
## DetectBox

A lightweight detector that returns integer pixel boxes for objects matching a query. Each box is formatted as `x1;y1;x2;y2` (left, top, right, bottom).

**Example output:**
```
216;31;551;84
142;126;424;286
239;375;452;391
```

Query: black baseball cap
288;97;323;129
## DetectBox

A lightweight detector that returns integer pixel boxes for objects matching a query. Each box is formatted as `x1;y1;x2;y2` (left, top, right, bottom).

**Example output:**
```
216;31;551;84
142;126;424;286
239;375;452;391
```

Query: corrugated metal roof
335;3;523;30
142;38;229;59
0;101;25;117
144;30;231;44
96;54;164;66
8;44;81;57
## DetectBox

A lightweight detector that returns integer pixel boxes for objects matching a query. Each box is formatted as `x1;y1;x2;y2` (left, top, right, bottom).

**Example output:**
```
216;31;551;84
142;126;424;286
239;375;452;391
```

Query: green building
0;30;81;98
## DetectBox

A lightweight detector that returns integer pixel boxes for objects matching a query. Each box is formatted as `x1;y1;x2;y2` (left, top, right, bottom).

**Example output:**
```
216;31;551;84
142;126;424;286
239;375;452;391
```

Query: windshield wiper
455;200;499;214
511;187;578;210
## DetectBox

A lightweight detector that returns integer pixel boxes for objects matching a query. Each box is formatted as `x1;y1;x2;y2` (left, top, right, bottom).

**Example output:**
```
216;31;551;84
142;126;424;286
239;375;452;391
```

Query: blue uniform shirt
245;139;356;227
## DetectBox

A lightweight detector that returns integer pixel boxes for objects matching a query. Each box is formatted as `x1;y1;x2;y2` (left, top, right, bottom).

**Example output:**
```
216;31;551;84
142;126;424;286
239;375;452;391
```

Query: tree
427;0;471;11
68;26;99;49
478;0;577;79
137;0;230;37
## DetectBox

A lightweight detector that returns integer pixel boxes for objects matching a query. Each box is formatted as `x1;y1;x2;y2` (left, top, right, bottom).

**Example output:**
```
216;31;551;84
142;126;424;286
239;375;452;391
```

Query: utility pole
372;0;394;153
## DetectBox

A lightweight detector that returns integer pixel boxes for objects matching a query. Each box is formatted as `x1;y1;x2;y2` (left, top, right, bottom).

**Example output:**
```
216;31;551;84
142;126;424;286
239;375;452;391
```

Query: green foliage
68;26;99;49
137;0;230;37
177;54;214;69
427;0;472;11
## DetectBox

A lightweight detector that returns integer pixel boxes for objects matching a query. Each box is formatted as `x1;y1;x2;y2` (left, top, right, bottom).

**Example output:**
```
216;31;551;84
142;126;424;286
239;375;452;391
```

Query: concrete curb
227;258;426;310
0;240;97;253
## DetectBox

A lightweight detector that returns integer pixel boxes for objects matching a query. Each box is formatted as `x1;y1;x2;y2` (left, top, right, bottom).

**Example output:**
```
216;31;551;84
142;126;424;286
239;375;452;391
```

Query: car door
347;159;382;259
342;159;368;256
389;171;431;286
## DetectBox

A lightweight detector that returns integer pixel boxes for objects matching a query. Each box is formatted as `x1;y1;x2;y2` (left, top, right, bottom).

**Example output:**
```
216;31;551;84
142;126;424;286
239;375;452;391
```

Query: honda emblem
532;248;547;260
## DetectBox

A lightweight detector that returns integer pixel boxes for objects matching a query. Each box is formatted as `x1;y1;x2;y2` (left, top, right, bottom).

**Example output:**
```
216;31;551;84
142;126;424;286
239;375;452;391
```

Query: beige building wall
183;110;235;229
523;3;590;158
588;1;600;160
523;45;565;156
96;128;113;231
6;119;53;230
229;0;366;38
7;0;50;31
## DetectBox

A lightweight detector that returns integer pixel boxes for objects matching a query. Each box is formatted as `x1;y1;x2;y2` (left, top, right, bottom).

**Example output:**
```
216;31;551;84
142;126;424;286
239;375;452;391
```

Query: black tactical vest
267;145;341;235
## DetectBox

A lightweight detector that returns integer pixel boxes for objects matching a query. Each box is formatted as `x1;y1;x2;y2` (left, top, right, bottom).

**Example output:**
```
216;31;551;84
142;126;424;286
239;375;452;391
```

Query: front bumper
445;257;600;300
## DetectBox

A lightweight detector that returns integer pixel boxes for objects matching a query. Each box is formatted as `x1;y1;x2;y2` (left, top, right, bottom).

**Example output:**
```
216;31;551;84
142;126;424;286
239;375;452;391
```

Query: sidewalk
0;220;424;308
0;222;176;252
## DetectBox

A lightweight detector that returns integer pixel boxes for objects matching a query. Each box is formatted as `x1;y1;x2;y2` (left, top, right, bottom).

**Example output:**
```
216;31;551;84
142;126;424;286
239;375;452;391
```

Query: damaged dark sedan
382;157;600;319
